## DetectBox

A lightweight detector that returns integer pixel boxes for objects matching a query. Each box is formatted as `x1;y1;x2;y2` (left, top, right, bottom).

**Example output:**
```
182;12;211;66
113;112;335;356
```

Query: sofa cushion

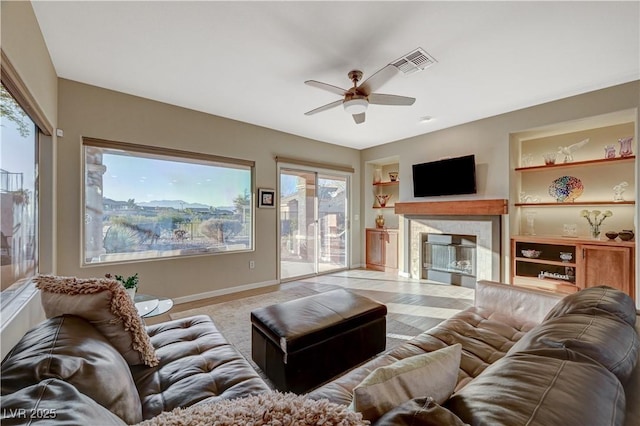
35;274;158;366
352;344;461;422
544;285;637;327
0;315;142;425
404;306;540;389
307;305;538;406
132;315;271;420
375;396;467;426
446;352;626;426
0;379;127;425
508;313;640;383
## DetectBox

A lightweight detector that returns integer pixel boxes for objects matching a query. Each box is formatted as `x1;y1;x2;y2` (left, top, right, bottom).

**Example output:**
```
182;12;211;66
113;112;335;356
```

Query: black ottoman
251;289;387;394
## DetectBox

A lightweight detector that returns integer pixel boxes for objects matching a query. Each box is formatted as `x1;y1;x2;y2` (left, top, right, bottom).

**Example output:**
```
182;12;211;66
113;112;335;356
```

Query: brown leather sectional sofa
1;280;639;425
1;315;270;425
309;281;640;426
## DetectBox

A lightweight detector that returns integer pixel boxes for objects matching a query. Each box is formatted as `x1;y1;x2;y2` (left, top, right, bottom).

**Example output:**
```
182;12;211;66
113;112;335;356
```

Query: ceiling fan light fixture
343;98;368;115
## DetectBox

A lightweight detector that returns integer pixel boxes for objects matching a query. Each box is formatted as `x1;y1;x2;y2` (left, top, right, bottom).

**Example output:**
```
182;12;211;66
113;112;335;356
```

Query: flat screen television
412;154;477;197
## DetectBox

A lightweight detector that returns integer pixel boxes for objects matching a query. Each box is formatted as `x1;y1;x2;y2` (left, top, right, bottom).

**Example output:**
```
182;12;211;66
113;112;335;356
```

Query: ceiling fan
304;65;415;124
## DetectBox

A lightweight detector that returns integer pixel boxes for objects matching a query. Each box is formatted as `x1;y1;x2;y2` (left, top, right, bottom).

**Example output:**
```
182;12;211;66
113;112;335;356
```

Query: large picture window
83;138;254;265
0;83;38;302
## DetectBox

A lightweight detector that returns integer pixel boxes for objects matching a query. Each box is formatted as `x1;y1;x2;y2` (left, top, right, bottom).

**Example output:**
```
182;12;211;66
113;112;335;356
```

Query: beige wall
362;81;640;300
1;1;58;127
56;79;362;300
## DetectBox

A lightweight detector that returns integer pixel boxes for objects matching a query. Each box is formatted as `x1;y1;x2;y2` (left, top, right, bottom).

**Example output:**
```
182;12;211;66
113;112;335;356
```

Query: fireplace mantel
394;199;508;216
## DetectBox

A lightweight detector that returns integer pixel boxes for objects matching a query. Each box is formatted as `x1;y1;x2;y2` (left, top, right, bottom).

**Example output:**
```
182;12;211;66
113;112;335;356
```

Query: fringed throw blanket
34;274;159;367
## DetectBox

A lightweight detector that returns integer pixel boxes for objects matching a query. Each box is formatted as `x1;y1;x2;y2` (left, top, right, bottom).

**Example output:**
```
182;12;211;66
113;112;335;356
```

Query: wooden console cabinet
512;236;635;301
366;228;398;272
580;243;634;296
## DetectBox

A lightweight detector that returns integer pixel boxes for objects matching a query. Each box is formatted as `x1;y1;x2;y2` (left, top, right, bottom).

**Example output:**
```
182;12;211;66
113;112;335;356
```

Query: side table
134;293;174;318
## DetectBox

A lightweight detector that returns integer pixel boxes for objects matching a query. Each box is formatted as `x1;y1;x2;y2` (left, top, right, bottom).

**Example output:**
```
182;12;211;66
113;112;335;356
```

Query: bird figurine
558;138;589;163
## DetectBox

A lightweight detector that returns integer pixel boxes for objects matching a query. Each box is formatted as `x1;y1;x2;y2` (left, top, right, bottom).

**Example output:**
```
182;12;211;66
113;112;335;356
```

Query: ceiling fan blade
353;112;365;124
368;93;415;106
358;65;399;96
305;80;348;96
304;99;343;116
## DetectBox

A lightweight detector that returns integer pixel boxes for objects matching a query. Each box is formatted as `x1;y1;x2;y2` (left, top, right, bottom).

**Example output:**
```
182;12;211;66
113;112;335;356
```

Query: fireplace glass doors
423;233;476;287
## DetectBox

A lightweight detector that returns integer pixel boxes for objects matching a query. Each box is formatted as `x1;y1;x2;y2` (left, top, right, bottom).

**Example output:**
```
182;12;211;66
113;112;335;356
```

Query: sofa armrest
475;280;564;325
624;316;640;426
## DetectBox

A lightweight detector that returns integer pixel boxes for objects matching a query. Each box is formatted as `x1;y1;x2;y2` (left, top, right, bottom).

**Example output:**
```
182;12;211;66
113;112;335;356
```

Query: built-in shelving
510;112;636;298
515;201;635;207
515;155;635;172
373;181;399;187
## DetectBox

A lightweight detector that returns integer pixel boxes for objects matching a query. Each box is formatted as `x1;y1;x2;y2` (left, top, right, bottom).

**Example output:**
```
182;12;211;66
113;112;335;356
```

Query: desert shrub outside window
83;138;254;265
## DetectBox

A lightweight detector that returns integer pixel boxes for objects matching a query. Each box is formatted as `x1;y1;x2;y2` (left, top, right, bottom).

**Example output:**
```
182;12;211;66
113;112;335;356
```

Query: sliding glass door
317;174;348;273
279;168;348;280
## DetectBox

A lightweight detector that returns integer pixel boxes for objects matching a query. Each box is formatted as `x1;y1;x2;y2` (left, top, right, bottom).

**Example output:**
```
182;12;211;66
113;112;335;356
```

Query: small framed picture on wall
258;188;276;208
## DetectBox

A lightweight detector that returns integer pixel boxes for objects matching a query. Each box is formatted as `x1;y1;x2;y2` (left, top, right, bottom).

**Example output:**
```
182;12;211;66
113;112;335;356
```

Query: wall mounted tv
412;154;477;197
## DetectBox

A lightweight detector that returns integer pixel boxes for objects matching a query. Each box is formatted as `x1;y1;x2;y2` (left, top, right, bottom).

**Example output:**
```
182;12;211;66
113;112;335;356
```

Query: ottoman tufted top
251;289;387;353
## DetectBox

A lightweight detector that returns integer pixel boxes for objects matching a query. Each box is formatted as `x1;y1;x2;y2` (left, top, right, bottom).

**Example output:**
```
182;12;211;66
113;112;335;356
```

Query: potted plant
106;273;139;299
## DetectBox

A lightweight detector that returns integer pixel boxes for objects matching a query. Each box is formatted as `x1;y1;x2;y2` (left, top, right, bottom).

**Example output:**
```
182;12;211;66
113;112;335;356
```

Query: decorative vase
524;211;537;235
562;224;577;238
590;224;601;240
388;171;399;182
126;287;137;300
543;152;556;165
375;214;385;229
373;168;382;184
375;194;391;207
604;145;616;159
618;137;633;157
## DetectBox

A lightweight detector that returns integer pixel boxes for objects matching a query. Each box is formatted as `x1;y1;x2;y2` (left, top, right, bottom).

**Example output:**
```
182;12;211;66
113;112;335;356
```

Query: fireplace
405;215;500;286
423;233;477;287
396;198;507;287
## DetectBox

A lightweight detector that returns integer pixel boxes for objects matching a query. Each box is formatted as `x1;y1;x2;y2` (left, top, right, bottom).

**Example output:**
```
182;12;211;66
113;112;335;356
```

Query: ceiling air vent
390;48;437;74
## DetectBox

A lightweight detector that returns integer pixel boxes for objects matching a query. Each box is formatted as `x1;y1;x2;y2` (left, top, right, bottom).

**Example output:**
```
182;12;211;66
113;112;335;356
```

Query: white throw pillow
352;343;462;422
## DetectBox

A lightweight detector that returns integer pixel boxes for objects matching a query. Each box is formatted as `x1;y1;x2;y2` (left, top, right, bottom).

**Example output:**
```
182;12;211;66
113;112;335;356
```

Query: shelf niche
511;114;636;239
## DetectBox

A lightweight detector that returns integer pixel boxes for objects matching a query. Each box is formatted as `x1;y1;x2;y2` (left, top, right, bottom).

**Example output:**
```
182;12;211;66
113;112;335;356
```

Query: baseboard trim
172;279;280;305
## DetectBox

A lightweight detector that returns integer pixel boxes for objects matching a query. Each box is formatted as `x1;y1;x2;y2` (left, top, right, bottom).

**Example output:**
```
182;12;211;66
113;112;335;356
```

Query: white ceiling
31;1;640;150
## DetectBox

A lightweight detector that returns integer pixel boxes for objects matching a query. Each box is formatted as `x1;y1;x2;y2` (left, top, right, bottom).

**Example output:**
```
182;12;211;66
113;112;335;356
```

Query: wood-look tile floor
148;269;475;330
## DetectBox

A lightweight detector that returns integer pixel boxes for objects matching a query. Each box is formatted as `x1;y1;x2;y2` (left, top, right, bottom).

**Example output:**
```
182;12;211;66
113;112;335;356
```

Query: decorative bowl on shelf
521;249;542;259
618;230;635;241
548;176;584;202
388;172;399;182
605;231;619;240
559;252;573;262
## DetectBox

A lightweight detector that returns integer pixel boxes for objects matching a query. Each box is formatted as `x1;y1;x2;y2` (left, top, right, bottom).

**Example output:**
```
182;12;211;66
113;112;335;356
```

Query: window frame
81;137;255;266
0;76;43;324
